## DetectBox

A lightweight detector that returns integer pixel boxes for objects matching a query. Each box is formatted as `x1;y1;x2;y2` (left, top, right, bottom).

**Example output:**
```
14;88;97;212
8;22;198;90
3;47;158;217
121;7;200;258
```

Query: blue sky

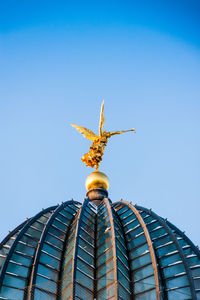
0;1;200;246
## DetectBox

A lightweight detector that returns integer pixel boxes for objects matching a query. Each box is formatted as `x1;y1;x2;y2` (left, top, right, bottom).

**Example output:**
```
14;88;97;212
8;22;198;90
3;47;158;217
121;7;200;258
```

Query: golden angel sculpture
71;101;135;171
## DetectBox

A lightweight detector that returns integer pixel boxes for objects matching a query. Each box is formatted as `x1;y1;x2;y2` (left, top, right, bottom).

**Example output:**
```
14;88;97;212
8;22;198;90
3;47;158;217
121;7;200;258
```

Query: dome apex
85;171;109;191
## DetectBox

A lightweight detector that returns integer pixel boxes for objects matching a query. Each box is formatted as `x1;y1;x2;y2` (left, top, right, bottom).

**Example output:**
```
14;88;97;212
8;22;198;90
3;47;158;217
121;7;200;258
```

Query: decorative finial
71;100;135;170
85;171;109;191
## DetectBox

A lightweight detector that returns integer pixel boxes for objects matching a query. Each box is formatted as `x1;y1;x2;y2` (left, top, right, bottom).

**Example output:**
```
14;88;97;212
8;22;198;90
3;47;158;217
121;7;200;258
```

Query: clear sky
0;1;200;246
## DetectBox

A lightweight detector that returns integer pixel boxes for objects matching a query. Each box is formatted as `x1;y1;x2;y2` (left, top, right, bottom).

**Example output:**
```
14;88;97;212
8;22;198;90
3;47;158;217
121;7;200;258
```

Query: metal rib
71;198;89;299
104;198;118;299
0;205;57;289
115;201;161;299
28;200;80;299
166;220;200;259
136;205;197;300
0;219;28;249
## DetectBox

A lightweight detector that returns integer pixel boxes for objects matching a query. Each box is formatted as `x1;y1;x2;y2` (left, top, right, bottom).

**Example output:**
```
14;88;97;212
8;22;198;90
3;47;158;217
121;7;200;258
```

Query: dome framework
0;196;200;300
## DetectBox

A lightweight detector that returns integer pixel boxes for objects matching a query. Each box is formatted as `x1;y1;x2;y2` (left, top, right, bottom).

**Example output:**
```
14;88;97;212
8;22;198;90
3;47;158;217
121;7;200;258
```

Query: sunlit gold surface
71;100;135;170
85;171;109;191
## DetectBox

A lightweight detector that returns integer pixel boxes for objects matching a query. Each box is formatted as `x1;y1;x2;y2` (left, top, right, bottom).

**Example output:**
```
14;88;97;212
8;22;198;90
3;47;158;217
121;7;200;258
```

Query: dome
0;193;200;300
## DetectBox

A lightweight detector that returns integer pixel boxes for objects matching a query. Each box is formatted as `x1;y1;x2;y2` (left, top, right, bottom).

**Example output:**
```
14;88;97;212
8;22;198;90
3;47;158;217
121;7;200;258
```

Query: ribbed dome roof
0;197;200;300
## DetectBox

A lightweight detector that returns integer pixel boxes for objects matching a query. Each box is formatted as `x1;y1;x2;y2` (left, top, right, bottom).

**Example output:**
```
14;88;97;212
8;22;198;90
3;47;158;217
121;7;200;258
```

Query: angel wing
71;124;98;141
99;100;105;137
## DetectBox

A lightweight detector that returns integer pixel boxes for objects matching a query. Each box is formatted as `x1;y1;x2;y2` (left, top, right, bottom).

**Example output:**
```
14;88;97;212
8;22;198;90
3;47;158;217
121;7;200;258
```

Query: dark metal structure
0;192;200;299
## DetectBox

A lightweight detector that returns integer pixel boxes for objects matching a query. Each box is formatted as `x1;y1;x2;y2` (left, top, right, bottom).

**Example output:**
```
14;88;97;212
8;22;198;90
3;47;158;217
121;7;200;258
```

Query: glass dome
0;196;200;299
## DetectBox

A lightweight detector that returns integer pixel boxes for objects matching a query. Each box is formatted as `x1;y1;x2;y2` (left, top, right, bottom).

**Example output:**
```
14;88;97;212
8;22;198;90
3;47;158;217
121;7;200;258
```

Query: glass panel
134;275;155;294
75;283;93;299
52;219;67;232
194;277;200;289
124;223;142;236
32;220;45;231
97;247;113;267
129;243;149;260
59;210;72;221
118;259;129;279
163;262;186;278
76;270;93;291
42;243;61;259
183;246;194;256
3;274;26;289
63;206;77;216
142;215;155;224
0;285;24;300
135;288;156;300
131;253;152;270
26;226;42;240
122;213;136;225
153;234;171;248
97;260;114;278
37;263;58;281
79;229;94;245
134;264;154;281
40;252;60;269
34;288;55;300
56;212;70;225
128;233;146;248
191;266;200;277
21;234;38;247
116;205;129;216
97;229;112;245
36;275;57;294
176;237;188;248
80;223;94;238
118;270;130;291
77;258;94;277
156;242;177;257
118;282;131;298
7;262;29;277
84;205;96;218
166;274;189;289
116;238;127;256
81;215;95;229
168;287;191;300
97;237;112;257
150;227;166;239
146;220;160;232
15;242;35;256
187;255;200;267
97;282;115;299
116;247;129;267
97;270;114;291
160;252;181;267
48;226;65;241
78;238;94;256
45;233;63;249
12;252;32;267
77;247;94;266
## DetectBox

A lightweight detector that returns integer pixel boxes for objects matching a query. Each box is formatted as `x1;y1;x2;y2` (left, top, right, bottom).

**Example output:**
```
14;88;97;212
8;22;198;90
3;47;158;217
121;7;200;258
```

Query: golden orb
85;171;109;191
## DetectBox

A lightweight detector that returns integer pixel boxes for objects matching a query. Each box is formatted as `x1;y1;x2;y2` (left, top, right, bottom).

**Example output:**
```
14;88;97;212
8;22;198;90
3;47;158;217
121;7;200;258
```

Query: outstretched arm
106;128;135;138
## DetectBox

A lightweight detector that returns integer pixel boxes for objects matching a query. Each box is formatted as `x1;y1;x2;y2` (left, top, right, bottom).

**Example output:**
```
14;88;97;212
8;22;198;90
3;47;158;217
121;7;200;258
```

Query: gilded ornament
71;101;135;171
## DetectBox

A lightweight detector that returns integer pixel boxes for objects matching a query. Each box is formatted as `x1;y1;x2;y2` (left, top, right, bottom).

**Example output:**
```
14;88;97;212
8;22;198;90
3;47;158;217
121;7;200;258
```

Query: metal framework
0;198;200;300
113;201;161;299
136;205;198;300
